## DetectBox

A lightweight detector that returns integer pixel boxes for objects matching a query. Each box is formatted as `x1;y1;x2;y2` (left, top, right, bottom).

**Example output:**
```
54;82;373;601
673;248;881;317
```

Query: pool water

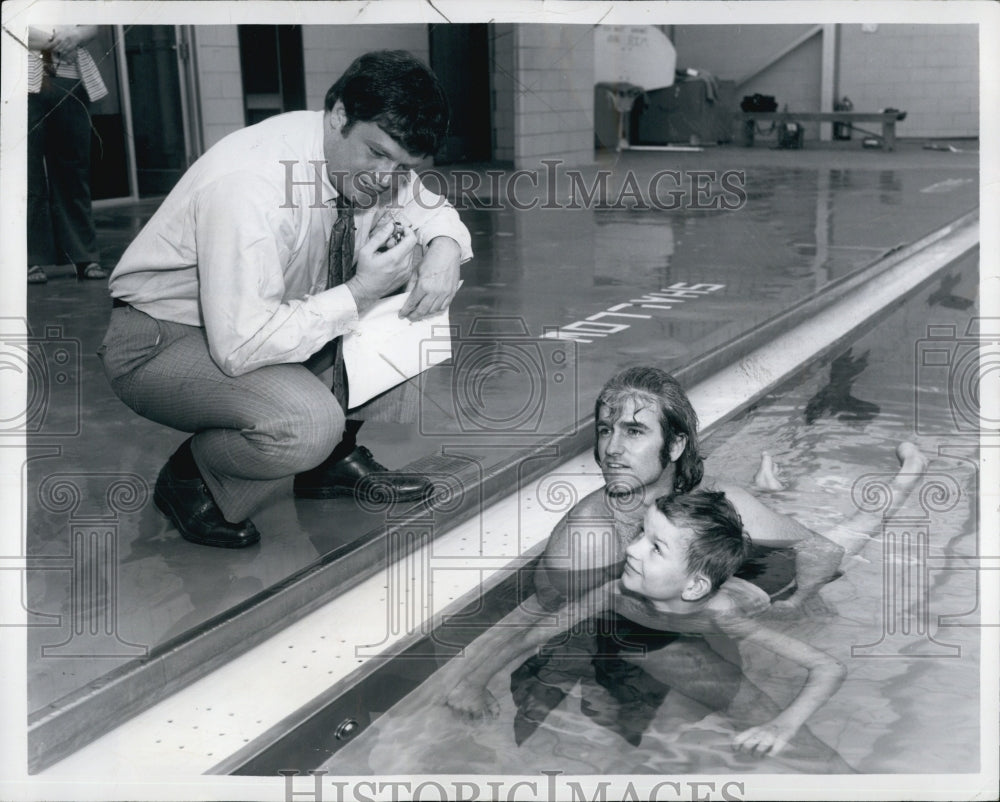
320;253;982;776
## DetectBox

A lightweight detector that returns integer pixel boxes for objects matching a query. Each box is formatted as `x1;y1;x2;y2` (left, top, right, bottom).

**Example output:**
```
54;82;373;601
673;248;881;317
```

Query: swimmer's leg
759;441;928;617
509;626;592;745
824;442;929;562
753;451;786;491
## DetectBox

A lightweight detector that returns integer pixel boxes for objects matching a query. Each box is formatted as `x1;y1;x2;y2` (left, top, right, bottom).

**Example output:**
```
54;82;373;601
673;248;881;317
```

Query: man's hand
444;677;501;721
346;220;417;313
50;28;83;55
50;26;97;59
399;236;461;321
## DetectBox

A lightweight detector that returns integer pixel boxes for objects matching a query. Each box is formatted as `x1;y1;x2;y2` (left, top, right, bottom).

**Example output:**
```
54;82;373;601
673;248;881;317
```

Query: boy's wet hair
594;366;704;493
654;490;751;593
324;50;449;157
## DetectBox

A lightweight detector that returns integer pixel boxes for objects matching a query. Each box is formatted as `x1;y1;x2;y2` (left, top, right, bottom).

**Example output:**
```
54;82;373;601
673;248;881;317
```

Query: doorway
237;25;307;125
90;25;195;203
124;26;190;195
429;23;492;163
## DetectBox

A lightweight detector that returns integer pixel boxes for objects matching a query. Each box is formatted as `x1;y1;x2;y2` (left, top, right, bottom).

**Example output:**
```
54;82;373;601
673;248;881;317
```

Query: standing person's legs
27;87;57;273
100;306;344;542
45;77;102;273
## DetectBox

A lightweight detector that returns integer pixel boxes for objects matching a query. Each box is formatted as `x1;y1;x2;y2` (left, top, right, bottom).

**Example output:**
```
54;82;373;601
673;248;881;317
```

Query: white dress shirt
109;110;472;377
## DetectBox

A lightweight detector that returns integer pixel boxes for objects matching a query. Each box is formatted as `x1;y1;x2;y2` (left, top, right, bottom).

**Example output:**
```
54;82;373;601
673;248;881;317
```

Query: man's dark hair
594;366;704;493
324;50;449;157
655;490;751;593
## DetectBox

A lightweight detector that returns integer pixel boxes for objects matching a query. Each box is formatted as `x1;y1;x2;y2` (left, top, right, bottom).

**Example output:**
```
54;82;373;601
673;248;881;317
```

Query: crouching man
99;51;472;548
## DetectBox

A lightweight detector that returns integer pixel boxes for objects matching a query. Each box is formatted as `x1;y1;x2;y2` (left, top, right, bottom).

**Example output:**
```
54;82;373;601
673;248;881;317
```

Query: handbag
740;94;778;113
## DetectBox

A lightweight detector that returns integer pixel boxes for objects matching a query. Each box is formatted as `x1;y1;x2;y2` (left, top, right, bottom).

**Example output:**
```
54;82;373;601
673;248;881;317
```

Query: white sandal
77;262;109;280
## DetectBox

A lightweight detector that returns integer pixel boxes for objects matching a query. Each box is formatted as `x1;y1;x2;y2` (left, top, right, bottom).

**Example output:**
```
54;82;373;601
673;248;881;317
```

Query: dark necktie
328;195;355;408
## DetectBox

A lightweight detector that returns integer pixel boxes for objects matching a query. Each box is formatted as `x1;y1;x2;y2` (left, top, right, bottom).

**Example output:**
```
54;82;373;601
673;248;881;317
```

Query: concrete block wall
301;25;429;111
193;26;245;150
511;25;595;168
837;24;978;138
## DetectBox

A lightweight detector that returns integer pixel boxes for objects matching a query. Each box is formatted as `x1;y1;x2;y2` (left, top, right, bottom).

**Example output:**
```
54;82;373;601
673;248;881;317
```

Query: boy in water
615;490;845;755
446;367;928;757
453;489;846;757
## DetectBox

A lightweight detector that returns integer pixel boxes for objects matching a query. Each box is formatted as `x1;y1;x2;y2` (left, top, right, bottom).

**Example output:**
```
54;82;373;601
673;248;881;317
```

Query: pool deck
21;139;980;767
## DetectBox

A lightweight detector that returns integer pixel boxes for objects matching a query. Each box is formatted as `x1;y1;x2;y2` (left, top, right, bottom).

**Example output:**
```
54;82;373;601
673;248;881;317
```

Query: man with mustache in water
445;366;927;759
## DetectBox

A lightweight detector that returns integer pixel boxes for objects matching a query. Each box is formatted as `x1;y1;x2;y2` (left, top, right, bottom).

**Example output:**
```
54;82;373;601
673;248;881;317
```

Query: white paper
342;289;457;408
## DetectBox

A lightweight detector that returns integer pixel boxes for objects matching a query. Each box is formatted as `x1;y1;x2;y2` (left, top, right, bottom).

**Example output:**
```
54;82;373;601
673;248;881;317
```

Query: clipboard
342;287;459;408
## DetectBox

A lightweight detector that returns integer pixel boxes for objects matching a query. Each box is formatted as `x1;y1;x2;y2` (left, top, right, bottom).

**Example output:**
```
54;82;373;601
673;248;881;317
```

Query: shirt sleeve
195;172;360;377
394;172;474;263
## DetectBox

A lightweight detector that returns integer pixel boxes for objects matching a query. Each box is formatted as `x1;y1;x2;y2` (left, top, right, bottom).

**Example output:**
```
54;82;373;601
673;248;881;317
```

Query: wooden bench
734;111;906;150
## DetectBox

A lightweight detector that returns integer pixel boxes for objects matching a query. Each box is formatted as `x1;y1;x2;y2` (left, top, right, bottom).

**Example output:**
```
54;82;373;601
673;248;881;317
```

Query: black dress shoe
294;445;432;503
153;460;260;548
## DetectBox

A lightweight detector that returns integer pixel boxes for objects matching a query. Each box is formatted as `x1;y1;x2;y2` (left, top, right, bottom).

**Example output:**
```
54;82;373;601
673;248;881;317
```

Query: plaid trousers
99;304;418;521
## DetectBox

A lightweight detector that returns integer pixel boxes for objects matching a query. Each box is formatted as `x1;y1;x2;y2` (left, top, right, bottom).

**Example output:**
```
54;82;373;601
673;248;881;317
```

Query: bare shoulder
552;487;611;529
544;487;611;548
572;486;612;517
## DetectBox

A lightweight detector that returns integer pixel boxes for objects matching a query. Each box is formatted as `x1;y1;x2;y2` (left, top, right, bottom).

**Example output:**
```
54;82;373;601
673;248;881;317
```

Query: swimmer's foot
878;442;930;517
896;441;928;475
753;451;786;491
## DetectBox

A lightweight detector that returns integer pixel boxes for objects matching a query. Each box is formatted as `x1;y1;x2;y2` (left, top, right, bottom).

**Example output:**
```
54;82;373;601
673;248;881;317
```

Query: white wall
193;26;245;149
837;24;978;139
191;22;979;166
301;25;430;111
512;25;595;168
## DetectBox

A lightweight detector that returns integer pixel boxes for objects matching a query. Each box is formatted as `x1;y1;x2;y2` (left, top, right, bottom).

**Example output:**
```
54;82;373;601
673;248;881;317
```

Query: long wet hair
594;366;704;493
324;50;449;157
655;490;751;593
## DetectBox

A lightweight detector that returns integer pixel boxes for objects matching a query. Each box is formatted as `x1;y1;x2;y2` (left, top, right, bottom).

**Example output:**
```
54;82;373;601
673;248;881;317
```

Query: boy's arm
716;610;846;756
